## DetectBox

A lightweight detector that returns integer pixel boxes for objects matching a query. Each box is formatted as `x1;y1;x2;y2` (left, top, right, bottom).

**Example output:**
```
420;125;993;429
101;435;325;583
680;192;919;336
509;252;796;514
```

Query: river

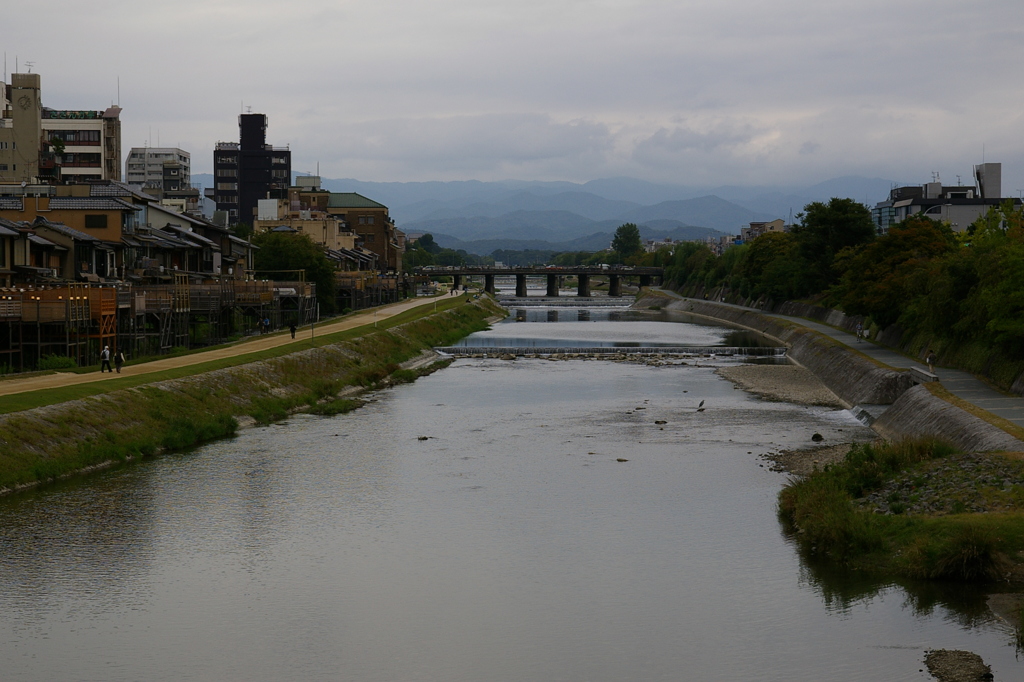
0;302;1020;681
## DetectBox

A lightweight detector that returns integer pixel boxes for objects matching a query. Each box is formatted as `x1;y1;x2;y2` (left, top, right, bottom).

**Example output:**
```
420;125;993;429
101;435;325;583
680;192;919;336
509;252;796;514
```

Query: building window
0;164;7;171
84;214;108;228
363;233;375;243
217;182;238;190
216;169;237;177
367;216;375;225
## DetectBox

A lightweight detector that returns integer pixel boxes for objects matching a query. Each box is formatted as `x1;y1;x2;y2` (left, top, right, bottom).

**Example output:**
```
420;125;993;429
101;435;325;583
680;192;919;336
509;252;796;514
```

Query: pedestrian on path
855;322;863;341
289;322;297;339
114;350;125;373
926;349;936;374
100;346;112;373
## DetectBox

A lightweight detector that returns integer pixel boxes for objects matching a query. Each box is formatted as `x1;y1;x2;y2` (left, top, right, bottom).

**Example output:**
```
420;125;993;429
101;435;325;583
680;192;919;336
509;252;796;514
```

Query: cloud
5;0;1024;189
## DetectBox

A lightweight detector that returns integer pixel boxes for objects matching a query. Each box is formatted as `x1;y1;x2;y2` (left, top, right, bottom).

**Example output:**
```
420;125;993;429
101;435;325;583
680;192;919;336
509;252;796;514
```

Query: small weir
435;345;788;357
497;297;633;307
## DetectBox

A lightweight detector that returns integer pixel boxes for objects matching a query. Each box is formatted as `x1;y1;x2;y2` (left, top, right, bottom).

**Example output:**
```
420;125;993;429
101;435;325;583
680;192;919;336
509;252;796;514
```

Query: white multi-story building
125;147;190;189
0;73;122;184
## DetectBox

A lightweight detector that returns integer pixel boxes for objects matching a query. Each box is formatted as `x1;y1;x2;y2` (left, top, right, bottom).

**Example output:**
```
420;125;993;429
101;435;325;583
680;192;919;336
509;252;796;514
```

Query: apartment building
0;73;122;184
125;147;190;188
207;113;291;225
126;146;201;215
871;163;1020;234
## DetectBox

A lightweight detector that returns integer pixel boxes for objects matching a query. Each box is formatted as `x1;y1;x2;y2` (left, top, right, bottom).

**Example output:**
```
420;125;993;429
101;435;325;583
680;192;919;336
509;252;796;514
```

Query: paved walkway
0;292;459;398
675;294;1024;428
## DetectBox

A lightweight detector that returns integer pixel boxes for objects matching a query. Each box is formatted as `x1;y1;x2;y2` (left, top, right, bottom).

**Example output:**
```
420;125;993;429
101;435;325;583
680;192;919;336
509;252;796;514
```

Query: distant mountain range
192;173;897;256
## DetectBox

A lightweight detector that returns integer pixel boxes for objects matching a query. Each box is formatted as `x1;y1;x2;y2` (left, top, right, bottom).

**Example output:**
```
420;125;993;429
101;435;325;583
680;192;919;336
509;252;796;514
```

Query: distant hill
431;222;724;256
194;172;900;246
415;191;641;222
616;195;775;233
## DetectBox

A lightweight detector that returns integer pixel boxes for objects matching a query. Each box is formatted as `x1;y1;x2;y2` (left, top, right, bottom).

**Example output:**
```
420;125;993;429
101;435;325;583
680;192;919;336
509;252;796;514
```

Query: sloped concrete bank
0;298;503;495
640;293;1024;452
642;294;911;406
873;385;1024;452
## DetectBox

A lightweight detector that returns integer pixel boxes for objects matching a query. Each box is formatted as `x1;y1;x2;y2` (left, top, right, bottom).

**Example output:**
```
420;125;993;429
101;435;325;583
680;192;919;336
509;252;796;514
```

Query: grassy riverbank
0;296;504;493
778;439;1024;583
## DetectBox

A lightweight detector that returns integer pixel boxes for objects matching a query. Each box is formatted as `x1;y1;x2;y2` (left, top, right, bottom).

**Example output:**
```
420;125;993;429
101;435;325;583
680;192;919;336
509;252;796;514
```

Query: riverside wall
641;293;1024;453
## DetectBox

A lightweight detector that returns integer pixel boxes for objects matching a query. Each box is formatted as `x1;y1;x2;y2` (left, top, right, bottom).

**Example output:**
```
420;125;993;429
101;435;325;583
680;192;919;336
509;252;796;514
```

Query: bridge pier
577;274;591;297
516;274;528;297
608;275;621;297
546;274;559;297
453;274;463;290
484;274;496;295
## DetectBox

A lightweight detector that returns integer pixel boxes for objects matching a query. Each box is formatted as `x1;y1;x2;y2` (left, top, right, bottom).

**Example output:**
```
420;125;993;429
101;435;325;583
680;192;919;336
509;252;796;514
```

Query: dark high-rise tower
210;113;291;225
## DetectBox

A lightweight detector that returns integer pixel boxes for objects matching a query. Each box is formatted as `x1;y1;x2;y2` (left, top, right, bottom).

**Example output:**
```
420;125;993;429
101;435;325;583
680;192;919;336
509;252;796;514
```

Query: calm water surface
0;309;1020;681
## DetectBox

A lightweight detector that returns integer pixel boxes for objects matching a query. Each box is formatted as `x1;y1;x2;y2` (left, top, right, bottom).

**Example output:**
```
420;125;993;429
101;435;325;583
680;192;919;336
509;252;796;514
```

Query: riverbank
0;296;505;494
632;291;1024;592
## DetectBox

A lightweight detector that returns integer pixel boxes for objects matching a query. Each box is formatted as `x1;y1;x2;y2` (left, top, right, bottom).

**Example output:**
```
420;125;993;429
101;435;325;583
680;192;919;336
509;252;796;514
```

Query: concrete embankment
640;293;1024;452
0;298;503;494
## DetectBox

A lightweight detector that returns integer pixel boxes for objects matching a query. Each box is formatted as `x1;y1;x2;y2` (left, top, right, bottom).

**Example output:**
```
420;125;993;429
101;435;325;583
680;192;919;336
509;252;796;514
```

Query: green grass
779;439;1024;583
307;398;365;416
0;296;504;491
0;294;483;415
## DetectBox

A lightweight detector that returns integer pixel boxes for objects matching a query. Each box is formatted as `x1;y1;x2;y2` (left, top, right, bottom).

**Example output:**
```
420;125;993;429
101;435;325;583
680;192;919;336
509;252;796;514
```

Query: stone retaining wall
643;293;1024;452
647;296;912;406
873;385;1024;452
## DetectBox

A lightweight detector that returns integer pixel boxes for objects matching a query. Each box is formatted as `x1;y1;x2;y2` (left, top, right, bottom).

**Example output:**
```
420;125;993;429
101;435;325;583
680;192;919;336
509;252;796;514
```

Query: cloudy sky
8;0;1024;191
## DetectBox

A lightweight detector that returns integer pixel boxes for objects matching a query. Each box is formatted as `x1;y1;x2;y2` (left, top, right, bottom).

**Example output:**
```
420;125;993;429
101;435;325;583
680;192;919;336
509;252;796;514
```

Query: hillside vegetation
658;200;1024;391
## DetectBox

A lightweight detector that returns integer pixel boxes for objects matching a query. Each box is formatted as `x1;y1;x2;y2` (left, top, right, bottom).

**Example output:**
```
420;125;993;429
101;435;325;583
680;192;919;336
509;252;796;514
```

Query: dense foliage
404;233;492;271
611;223;643;257
661;200;1024;379
252;231;337;314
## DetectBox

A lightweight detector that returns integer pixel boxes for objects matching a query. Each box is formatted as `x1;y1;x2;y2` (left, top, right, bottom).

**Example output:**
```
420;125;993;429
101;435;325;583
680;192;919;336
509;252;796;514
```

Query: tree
416;233;442;254
402;244;434;272
252;231;337;314
612;223;643;258
832;216;956;328
791;198;875;293
740;232;804;301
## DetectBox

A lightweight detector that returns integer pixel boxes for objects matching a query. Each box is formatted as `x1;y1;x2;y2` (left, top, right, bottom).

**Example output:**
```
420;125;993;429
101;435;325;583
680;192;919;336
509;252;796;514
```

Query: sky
6;0;1024;193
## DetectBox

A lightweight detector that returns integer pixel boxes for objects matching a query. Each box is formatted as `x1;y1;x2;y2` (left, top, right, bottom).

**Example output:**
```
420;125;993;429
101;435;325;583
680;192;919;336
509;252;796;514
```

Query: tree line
662;198;1024;386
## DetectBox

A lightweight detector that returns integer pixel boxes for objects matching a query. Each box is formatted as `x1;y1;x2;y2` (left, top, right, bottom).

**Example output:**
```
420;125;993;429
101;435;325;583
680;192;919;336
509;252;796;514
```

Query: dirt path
0;294;455;398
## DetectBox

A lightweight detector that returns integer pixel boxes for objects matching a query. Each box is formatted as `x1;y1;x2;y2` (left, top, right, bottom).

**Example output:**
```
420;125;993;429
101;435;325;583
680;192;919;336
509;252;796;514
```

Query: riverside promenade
671;292;1024;429
0;293;457;399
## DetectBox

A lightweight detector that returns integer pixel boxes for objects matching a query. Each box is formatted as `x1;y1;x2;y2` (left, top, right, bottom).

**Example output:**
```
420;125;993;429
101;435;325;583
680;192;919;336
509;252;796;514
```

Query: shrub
37;354;77;370
929;524;1009;581
308;398;364;416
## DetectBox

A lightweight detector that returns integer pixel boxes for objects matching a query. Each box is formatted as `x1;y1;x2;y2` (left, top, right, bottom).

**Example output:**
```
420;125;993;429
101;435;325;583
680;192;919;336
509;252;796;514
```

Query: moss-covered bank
0;297;504;494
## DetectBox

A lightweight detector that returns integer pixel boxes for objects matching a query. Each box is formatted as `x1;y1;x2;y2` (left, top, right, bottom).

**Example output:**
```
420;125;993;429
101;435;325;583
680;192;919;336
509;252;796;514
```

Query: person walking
289;322;297;339
855;322;863;341
926;349;936;374
100;345;112;373
114;349;125;373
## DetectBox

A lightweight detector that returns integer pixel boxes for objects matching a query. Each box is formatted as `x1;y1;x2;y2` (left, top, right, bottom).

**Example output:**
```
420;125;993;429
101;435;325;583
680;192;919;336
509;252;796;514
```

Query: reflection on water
0;310;1020;680
462;307;772;349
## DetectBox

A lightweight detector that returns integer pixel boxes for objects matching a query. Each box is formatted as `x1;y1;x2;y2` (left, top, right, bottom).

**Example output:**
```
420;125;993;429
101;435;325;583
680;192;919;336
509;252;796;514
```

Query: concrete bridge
415;265;664;297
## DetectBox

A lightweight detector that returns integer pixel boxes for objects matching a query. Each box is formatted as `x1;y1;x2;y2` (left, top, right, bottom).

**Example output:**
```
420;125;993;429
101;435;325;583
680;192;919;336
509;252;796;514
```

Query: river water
0;304;1021;681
